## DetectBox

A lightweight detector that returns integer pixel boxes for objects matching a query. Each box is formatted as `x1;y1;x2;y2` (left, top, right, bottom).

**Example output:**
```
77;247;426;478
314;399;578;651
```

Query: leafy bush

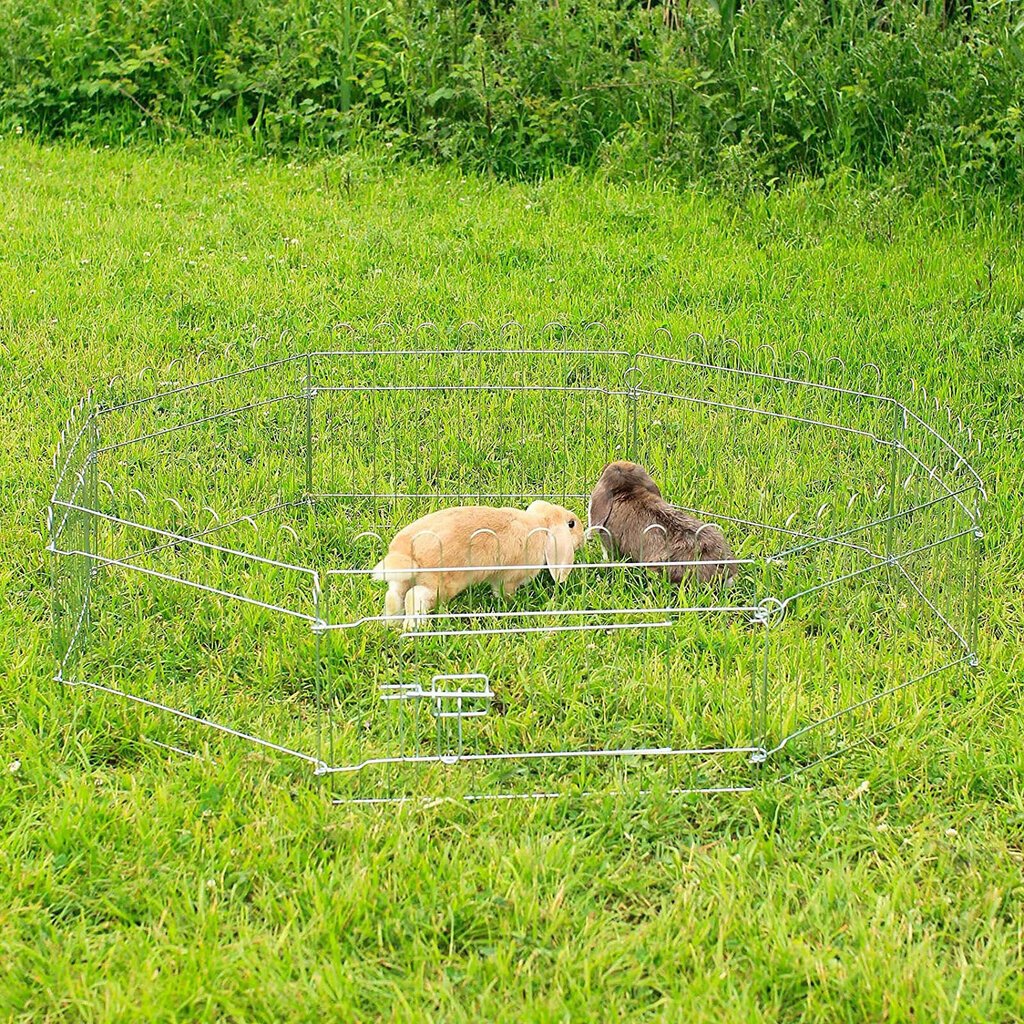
0;0;1021;188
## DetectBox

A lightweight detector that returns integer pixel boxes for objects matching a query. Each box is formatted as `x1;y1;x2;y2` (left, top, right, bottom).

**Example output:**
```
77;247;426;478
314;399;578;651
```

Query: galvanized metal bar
51;502;317;575
304;353;314;497
767;654;973;757
322;743;764;774
48;545;319;621
59;672;329;771
96;393;301;454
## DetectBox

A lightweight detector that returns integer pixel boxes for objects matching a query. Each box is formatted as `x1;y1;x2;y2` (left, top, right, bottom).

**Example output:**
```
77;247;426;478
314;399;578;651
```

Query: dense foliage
1;0;1021;187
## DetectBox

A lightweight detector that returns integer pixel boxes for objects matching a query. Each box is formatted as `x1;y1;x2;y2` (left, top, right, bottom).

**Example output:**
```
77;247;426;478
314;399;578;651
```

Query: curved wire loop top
640;522;668;562
754;344;778;372
788;349;813;378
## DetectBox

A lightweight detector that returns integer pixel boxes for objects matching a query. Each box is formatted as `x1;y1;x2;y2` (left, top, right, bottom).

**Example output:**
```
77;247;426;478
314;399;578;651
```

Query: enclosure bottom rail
322;744;766;774
57;671;330;773
336;785;760;807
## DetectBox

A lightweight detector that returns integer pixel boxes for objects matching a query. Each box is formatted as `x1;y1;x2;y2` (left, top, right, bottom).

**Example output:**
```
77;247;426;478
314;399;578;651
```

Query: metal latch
380;673;493;719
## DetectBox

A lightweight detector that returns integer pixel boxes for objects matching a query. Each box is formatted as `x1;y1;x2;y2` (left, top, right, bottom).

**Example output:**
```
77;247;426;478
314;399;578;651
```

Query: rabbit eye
568;518;577;529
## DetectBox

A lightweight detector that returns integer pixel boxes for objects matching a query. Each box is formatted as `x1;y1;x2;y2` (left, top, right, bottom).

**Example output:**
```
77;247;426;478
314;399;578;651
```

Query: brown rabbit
373;501;585;630
588;461;738;584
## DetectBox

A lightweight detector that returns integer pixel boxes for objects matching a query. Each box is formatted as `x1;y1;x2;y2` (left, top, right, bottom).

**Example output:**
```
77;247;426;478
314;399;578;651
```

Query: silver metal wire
49;332;985;803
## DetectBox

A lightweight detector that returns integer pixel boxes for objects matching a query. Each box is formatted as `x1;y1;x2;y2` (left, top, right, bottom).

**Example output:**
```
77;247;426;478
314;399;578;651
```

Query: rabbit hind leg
384;583;406;628
403;584;437;632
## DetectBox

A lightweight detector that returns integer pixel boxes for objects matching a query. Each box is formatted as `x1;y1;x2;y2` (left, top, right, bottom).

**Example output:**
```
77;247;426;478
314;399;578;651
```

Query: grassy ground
2;139;1023;1021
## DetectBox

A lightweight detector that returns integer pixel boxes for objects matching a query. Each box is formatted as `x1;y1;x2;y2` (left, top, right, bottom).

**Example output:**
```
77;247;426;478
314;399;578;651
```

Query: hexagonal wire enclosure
49;325;984;803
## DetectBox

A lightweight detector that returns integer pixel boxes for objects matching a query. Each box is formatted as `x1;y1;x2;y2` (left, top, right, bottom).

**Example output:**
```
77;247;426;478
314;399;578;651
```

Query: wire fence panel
48;326;985;803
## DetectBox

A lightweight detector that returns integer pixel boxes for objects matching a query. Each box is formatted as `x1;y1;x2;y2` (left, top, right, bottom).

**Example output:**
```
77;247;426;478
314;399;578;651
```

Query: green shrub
0;0;1021;188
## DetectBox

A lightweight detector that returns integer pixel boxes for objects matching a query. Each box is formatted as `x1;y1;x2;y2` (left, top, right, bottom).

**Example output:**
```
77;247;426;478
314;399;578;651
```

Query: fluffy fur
373;501;585;630
588;461;738;584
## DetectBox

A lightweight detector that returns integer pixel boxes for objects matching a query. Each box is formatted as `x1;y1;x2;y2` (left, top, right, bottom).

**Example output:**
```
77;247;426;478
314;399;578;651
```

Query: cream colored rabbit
372;501;585;630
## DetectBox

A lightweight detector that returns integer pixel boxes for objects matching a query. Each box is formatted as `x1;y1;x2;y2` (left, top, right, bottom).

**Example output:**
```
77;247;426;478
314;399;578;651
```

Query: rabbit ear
588;485;612;532
544;523;575;583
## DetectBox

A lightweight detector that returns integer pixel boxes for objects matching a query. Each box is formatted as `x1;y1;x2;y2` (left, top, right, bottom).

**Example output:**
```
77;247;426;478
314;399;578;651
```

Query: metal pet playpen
48;325;985;803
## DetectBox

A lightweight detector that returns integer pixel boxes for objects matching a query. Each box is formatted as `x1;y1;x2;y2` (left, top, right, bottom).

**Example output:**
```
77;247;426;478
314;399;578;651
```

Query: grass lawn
2;139;1023;1022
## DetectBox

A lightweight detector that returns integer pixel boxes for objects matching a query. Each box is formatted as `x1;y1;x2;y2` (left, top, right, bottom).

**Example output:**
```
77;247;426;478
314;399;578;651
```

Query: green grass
2;138;1024;1021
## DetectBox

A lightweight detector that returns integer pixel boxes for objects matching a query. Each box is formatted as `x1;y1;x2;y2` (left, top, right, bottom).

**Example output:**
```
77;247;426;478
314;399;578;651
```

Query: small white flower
80;258;90;265
15;125;23;134
206;878;217;890
143;251;151;258
876;822;889;832
8;759;20;773
946;827;958;837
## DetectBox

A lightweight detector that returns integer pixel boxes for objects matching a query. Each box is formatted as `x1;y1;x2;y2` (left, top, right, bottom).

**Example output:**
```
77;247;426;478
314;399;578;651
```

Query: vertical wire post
759;611;771;761
324;575;334;770
885;403;905;563
313;575;323;774
48;502;60;664
662;615;676;791
304;352;313;499
83;408;98;673
969;497;983;668
627;355;640;456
